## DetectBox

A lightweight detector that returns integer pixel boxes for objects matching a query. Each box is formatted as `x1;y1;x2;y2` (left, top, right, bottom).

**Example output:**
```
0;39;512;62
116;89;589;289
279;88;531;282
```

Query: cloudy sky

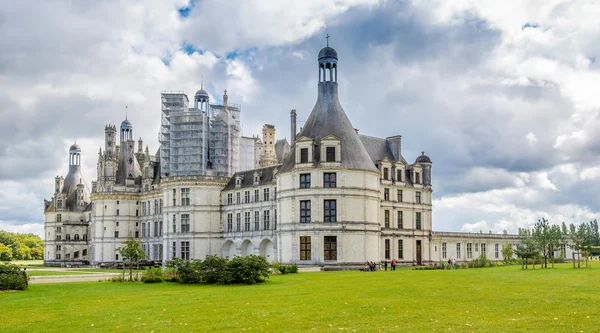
1;0;599;237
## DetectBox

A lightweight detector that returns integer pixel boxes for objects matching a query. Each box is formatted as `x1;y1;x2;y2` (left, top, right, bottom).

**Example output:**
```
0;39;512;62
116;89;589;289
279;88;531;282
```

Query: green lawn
2;264;598;332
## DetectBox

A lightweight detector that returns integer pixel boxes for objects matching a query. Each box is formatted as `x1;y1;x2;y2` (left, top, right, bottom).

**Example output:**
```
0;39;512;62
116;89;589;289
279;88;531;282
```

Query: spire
326;33;330;47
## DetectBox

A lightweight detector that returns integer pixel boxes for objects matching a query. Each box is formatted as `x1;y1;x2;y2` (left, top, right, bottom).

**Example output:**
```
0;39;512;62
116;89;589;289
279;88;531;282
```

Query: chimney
290;109;297;146
386;135;402;161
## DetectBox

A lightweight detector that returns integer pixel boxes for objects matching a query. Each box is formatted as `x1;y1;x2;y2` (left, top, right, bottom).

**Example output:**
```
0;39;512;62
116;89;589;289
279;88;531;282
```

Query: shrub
271;262;299;275
0;263;28;290
166;255;270;285
142;267;164;283
200;255;228;284
226;255;270;285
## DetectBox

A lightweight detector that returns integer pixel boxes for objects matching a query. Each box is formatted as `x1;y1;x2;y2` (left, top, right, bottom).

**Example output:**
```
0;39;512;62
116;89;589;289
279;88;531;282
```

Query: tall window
415;191;421;204
385;239;390;259
384;210;390;228
326;147;336;162
324;236;337;261
324;173;336;188
495;244;499;259
227;193;233;205
398;240;404;259
263;188;270;201
244;191;250;204
181;241;190;260
154;221;158;237
172;241;176;259
456;243;461;258
116;209;119;216
397;169;403;182
227;214;233;232
159;221;163;236
142;222;146;238
415;172;421;184
114;231;119;238
481;243;486;254
300;148;309;163
244;212;251;231
300;236;311;260
415;212;421;230
172;214;176;233
236;213;241;231
397;190;403;202
467;243;473;259
57;214;62;222
57;200;63;209
254;189;259;202
397;211;403;229
300;200;311;223
181;214;190;233
274;209;277;230
474;243;479;252
173;189;176;206
263;210;270;230
154;200;158;214
442;242;447;259
159;199;163;213
142;202;146;216
300;174;311;188
384;188;390;201
383;168;389;180
236;192;241;204
324;200;337;222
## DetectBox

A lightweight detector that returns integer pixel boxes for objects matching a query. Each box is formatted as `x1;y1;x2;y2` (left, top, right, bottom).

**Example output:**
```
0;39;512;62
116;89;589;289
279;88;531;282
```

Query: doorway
416;240;422;266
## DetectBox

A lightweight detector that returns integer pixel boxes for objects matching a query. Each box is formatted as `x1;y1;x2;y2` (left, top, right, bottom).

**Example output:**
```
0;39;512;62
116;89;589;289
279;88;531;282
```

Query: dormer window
415;172;421;184
383;168;389;180
397;169;403;182
326;147;336;162
300;148;309;163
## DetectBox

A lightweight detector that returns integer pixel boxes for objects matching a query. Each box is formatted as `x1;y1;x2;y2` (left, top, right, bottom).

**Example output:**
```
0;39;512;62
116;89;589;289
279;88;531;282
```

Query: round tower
194;85;210;111
120;118;133;142
69;143;81;166
416;152;433;187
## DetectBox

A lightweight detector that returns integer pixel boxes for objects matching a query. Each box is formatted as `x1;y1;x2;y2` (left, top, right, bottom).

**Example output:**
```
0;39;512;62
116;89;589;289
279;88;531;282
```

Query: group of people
364;259;398;271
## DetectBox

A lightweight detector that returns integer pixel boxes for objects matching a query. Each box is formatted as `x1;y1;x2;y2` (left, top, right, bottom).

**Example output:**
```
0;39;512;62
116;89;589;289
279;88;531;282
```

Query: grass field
1;263;598;332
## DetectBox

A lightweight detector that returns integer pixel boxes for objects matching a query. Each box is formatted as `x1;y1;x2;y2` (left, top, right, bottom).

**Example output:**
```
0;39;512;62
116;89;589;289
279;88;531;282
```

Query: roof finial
325;33;330;47
201;76;204;90
422;151;425;155
126;105;128;120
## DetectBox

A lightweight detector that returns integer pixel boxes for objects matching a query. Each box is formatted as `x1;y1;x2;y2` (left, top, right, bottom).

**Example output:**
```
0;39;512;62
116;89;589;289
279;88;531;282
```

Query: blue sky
1;0;600;236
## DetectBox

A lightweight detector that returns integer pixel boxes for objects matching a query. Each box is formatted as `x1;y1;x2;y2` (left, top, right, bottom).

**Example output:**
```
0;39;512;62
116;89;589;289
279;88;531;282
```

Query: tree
501;244;514;263
0;244;13;261
515;235;537;269
533;218;553;268
116;234;147;281
568;223;584;268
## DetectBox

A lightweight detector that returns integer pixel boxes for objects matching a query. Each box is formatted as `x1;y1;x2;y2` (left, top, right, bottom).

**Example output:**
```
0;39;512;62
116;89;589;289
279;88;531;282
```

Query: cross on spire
125;105;128;119
326;33;330;47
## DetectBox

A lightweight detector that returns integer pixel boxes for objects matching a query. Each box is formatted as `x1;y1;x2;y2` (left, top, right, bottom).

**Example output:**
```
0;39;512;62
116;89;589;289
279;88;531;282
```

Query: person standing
391;258;397;271
384;261;388;271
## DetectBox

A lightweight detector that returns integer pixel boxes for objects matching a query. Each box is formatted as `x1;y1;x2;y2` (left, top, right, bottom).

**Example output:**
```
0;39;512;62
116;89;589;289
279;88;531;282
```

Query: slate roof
275;139;290;163
359;135;407;165
223;165;279;191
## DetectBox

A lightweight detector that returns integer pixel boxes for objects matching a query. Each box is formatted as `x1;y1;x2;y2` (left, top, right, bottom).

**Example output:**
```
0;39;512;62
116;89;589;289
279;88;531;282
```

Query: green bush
0;263;28;290
141;267;164;283
271;262;299;275
166;255;270;285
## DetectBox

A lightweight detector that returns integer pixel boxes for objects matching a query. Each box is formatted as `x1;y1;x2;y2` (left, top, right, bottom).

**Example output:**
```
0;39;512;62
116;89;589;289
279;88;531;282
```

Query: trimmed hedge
0;263;28;290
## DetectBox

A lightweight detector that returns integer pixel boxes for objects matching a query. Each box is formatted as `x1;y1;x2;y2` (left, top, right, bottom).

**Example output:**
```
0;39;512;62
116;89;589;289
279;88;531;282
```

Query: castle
44;45;529;267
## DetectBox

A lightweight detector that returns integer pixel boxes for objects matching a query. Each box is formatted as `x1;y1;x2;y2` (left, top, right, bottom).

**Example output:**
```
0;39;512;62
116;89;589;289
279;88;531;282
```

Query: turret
104;124;116;157
259;124;278;167
416;152;433;187
55;176;64;194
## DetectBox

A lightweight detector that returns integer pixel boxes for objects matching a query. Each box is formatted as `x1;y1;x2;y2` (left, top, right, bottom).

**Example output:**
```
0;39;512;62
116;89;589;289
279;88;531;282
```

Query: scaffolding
159;93;189;177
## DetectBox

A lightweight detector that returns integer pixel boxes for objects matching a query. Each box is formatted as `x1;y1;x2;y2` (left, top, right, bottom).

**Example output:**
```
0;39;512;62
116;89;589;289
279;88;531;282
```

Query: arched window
154;200;158;215
159;199;163;214
74;234;80;241
83;234;87;241
66;234;71;241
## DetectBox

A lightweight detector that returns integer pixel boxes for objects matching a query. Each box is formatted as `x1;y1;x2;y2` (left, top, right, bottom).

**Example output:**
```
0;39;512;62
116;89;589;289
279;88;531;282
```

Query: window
56;245;61;251
397;190;403;202
172;214;177;233
55;254;61;260
415;172;421;184
300;148;309;163
300;200;311;223
274;209;277;230
416;192;421;204
56;226;61;233
245;191;250;204
324;236;337;261
245;212;251;231
324;200;337;222
415;212;421;230
114;231;119;238
236;192;241;204
398;240;404;259
236;213;241;231
57;214;62;222
474;243;479;252
116;221;119;227
173;189;176;206
116;209;119;216
227;214;233;232
227;193;233;205
159;199;163;213
115;254;119;261
154;200;158;214
74;251;79;259
116;200;120;205
385;239;390;259
384;210;390;228
263;188;270;201
82;249;87;256
323;173;336;187
56;235;62;241
495;244;499;259
181;241;190;260
456;243;461;258
263;210;270;230
326;147;336;162
383;168;389;180
142;202;146;216
254;211;260;231
153;221;158;237
397;211;403;229
300;236;311;260
136;209;139;217
384;188;390;201
74;234;80;241
397;169;403;182
57;200;63;209
254;189;259;202
481;243;486;254
467;243;473;259
172;242;177;259
300;174;311;188
442;242;447;259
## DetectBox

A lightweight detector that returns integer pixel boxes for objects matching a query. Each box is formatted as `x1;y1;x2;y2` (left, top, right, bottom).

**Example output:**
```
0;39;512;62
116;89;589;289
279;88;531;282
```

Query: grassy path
2;264;599;332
